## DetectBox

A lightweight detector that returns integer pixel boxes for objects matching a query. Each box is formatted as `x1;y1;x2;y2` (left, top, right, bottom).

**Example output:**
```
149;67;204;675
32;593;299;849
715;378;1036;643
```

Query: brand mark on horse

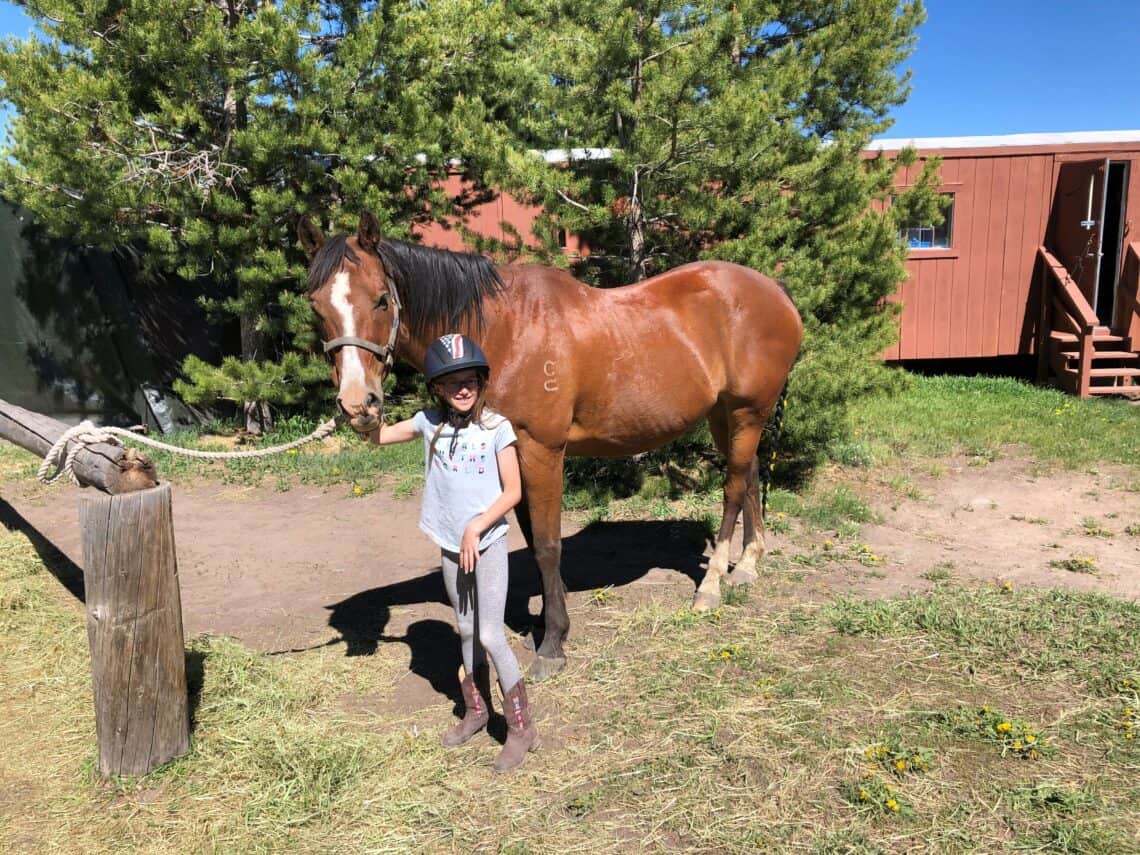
542;360;559;393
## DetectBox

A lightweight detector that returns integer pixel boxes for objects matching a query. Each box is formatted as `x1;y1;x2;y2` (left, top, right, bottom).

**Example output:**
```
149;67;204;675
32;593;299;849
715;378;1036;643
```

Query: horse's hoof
726;566;758;587
527;655;567;682
692;590;721;612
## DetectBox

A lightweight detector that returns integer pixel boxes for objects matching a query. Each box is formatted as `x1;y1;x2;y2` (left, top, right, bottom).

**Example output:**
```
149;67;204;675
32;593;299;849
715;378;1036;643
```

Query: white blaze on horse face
331;271;367;392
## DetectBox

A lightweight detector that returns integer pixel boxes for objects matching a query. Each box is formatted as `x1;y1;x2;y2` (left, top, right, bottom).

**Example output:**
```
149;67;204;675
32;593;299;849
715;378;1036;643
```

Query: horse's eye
375;294;389;311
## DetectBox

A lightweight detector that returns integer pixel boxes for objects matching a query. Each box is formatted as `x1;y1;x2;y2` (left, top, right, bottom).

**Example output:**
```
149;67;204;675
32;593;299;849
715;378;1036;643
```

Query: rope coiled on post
37;417;342;487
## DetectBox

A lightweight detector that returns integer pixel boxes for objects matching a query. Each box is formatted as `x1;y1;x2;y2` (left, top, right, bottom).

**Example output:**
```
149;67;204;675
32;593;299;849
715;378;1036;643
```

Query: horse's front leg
515;434;568;681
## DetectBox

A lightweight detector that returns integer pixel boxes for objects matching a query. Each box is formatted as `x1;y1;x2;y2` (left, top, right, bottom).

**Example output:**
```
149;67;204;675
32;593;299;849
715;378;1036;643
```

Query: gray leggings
440;537;522;692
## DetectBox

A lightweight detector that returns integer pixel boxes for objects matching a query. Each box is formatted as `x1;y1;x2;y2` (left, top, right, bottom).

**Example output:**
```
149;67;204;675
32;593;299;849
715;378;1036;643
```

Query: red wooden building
417;134;1140;397
873;131;1140;397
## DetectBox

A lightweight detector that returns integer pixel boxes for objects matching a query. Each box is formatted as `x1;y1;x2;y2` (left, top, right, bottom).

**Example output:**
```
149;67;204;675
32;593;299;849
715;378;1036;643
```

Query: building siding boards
895;139;1140;360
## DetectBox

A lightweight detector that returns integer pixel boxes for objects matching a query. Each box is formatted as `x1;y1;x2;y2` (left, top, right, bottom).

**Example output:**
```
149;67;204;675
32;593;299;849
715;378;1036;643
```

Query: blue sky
887;0;1140;139
2;0;1139;140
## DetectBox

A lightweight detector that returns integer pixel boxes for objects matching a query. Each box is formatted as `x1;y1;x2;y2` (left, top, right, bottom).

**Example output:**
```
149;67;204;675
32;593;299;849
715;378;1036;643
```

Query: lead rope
37;417;342;487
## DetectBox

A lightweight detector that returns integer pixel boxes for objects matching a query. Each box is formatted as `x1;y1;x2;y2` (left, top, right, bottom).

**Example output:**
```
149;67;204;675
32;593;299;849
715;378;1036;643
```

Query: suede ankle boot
441;667;490;748
493;679;540;772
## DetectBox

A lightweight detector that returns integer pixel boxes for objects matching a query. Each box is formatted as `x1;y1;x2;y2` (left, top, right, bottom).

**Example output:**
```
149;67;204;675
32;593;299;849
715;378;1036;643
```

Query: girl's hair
427;367;491;462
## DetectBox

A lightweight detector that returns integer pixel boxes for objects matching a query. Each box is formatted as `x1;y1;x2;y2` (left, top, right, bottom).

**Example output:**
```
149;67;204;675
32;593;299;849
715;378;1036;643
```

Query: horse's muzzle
339;392;383;435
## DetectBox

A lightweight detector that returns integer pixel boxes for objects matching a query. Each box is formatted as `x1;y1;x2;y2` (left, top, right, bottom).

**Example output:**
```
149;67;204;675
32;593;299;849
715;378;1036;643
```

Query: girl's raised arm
369;417;417;446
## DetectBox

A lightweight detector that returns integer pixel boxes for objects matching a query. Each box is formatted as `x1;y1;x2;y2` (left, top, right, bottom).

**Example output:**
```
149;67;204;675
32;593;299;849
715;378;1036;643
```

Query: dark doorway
1095;161;1129;326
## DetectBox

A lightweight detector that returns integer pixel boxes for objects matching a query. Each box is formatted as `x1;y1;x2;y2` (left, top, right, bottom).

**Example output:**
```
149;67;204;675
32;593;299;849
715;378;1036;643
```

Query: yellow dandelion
353;486;363;495
895;759;906;771
287;448;298;455
996;721;1013;733
1012;741;1023;750
1127;733;1135;741
858;789;869;801
885;798;900;812
1025;734;1036;743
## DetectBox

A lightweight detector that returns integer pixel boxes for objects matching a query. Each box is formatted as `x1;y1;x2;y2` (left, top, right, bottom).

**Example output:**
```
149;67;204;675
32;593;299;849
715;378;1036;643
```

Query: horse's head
299;211;399;435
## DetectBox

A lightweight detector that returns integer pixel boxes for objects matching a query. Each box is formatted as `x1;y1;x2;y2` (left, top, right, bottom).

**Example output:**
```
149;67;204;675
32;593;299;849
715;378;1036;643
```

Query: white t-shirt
411;408;518;552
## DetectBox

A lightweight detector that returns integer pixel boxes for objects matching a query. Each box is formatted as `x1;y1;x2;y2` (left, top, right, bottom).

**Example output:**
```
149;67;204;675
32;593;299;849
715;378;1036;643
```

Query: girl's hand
459;523;481;573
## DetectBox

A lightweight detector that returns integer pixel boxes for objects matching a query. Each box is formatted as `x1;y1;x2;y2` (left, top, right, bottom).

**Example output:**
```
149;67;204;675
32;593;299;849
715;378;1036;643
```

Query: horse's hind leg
694;405;764;611
728;456;764;587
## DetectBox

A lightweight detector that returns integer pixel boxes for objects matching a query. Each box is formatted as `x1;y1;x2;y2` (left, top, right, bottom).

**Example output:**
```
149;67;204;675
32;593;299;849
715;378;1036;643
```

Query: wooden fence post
79;483;190;777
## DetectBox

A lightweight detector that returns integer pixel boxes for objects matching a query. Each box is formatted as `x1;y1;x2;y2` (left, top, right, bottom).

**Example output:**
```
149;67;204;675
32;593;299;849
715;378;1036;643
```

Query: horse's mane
307;233;505;338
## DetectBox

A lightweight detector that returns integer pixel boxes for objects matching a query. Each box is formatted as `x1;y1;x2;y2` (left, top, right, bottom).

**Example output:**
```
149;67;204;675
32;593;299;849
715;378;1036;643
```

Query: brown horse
299;211;802;680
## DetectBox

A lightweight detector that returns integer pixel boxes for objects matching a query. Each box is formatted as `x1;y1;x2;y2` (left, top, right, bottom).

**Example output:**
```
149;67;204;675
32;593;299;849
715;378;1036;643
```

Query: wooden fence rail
0;399;157;494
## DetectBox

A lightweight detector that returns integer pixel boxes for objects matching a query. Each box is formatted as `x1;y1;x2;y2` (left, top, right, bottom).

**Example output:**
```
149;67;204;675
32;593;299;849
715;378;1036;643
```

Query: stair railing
1037;246;1099;397
1118;242;1140;351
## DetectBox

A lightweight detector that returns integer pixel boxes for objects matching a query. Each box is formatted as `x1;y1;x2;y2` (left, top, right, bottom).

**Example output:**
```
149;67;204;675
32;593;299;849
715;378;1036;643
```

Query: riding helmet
424;333;490;383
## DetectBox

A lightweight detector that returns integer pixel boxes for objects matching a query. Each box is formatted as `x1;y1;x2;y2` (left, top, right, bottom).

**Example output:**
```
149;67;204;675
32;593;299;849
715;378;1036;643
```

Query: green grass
847;374;1140;470
4;513;1140;853
3;373;1140;851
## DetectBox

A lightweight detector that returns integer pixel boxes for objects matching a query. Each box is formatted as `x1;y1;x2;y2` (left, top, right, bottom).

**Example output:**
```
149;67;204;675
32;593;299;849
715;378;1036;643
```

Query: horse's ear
297;216;325;259
358;210;383;253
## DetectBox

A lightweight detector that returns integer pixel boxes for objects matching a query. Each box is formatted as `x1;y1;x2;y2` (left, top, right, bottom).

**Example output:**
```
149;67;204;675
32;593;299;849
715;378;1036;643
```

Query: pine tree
0;0;531;429
504;0;942;464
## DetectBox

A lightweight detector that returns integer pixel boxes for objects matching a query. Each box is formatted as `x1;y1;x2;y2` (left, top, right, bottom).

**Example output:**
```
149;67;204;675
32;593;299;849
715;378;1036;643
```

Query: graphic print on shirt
433;437;486;476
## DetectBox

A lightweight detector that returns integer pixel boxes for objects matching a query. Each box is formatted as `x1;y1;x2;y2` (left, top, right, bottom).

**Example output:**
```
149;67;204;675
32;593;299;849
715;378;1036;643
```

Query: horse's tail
758;380;790;519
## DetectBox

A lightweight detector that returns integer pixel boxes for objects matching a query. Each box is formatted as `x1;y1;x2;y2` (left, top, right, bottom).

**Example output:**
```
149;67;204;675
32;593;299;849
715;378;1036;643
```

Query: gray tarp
0;201;231;429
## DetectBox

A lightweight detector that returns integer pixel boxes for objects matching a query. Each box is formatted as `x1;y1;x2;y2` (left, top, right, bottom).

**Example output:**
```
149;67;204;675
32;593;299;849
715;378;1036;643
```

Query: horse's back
488;261;801;453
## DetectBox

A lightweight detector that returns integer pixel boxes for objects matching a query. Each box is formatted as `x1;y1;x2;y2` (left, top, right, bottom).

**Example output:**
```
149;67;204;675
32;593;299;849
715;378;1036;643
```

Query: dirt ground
2;452;1139;708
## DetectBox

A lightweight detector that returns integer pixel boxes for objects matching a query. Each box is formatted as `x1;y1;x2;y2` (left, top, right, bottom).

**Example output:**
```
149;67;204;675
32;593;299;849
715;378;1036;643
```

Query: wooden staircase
1038;245;1140;399
1047;329;1140;398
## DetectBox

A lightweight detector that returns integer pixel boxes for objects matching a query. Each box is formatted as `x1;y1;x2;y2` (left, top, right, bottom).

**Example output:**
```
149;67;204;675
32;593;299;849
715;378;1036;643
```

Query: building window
899;195;954;249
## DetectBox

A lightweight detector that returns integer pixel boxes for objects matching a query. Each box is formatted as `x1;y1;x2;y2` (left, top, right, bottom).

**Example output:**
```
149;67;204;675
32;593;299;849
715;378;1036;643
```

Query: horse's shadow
324;518;710;699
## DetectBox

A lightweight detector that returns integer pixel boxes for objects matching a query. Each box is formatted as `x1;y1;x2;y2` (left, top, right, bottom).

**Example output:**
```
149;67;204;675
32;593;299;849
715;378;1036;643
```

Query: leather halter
321;278;402;369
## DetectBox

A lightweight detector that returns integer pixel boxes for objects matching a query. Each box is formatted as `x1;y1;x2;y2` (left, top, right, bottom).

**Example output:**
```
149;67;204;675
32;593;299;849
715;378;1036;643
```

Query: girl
368;333;539;772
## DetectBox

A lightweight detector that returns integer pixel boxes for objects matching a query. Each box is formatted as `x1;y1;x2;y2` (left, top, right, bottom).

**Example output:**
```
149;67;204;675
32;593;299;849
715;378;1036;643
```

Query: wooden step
1049;330;1127;345
1087;367;1140;378
1087;385;1140;397
1056;350;1140;362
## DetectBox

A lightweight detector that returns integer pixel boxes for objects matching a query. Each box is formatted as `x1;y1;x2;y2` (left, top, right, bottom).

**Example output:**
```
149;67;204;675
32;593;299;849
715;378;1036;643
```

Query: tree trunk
216;0;270;434
625;11;649;282
627;174;650;282
239;306;271;434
